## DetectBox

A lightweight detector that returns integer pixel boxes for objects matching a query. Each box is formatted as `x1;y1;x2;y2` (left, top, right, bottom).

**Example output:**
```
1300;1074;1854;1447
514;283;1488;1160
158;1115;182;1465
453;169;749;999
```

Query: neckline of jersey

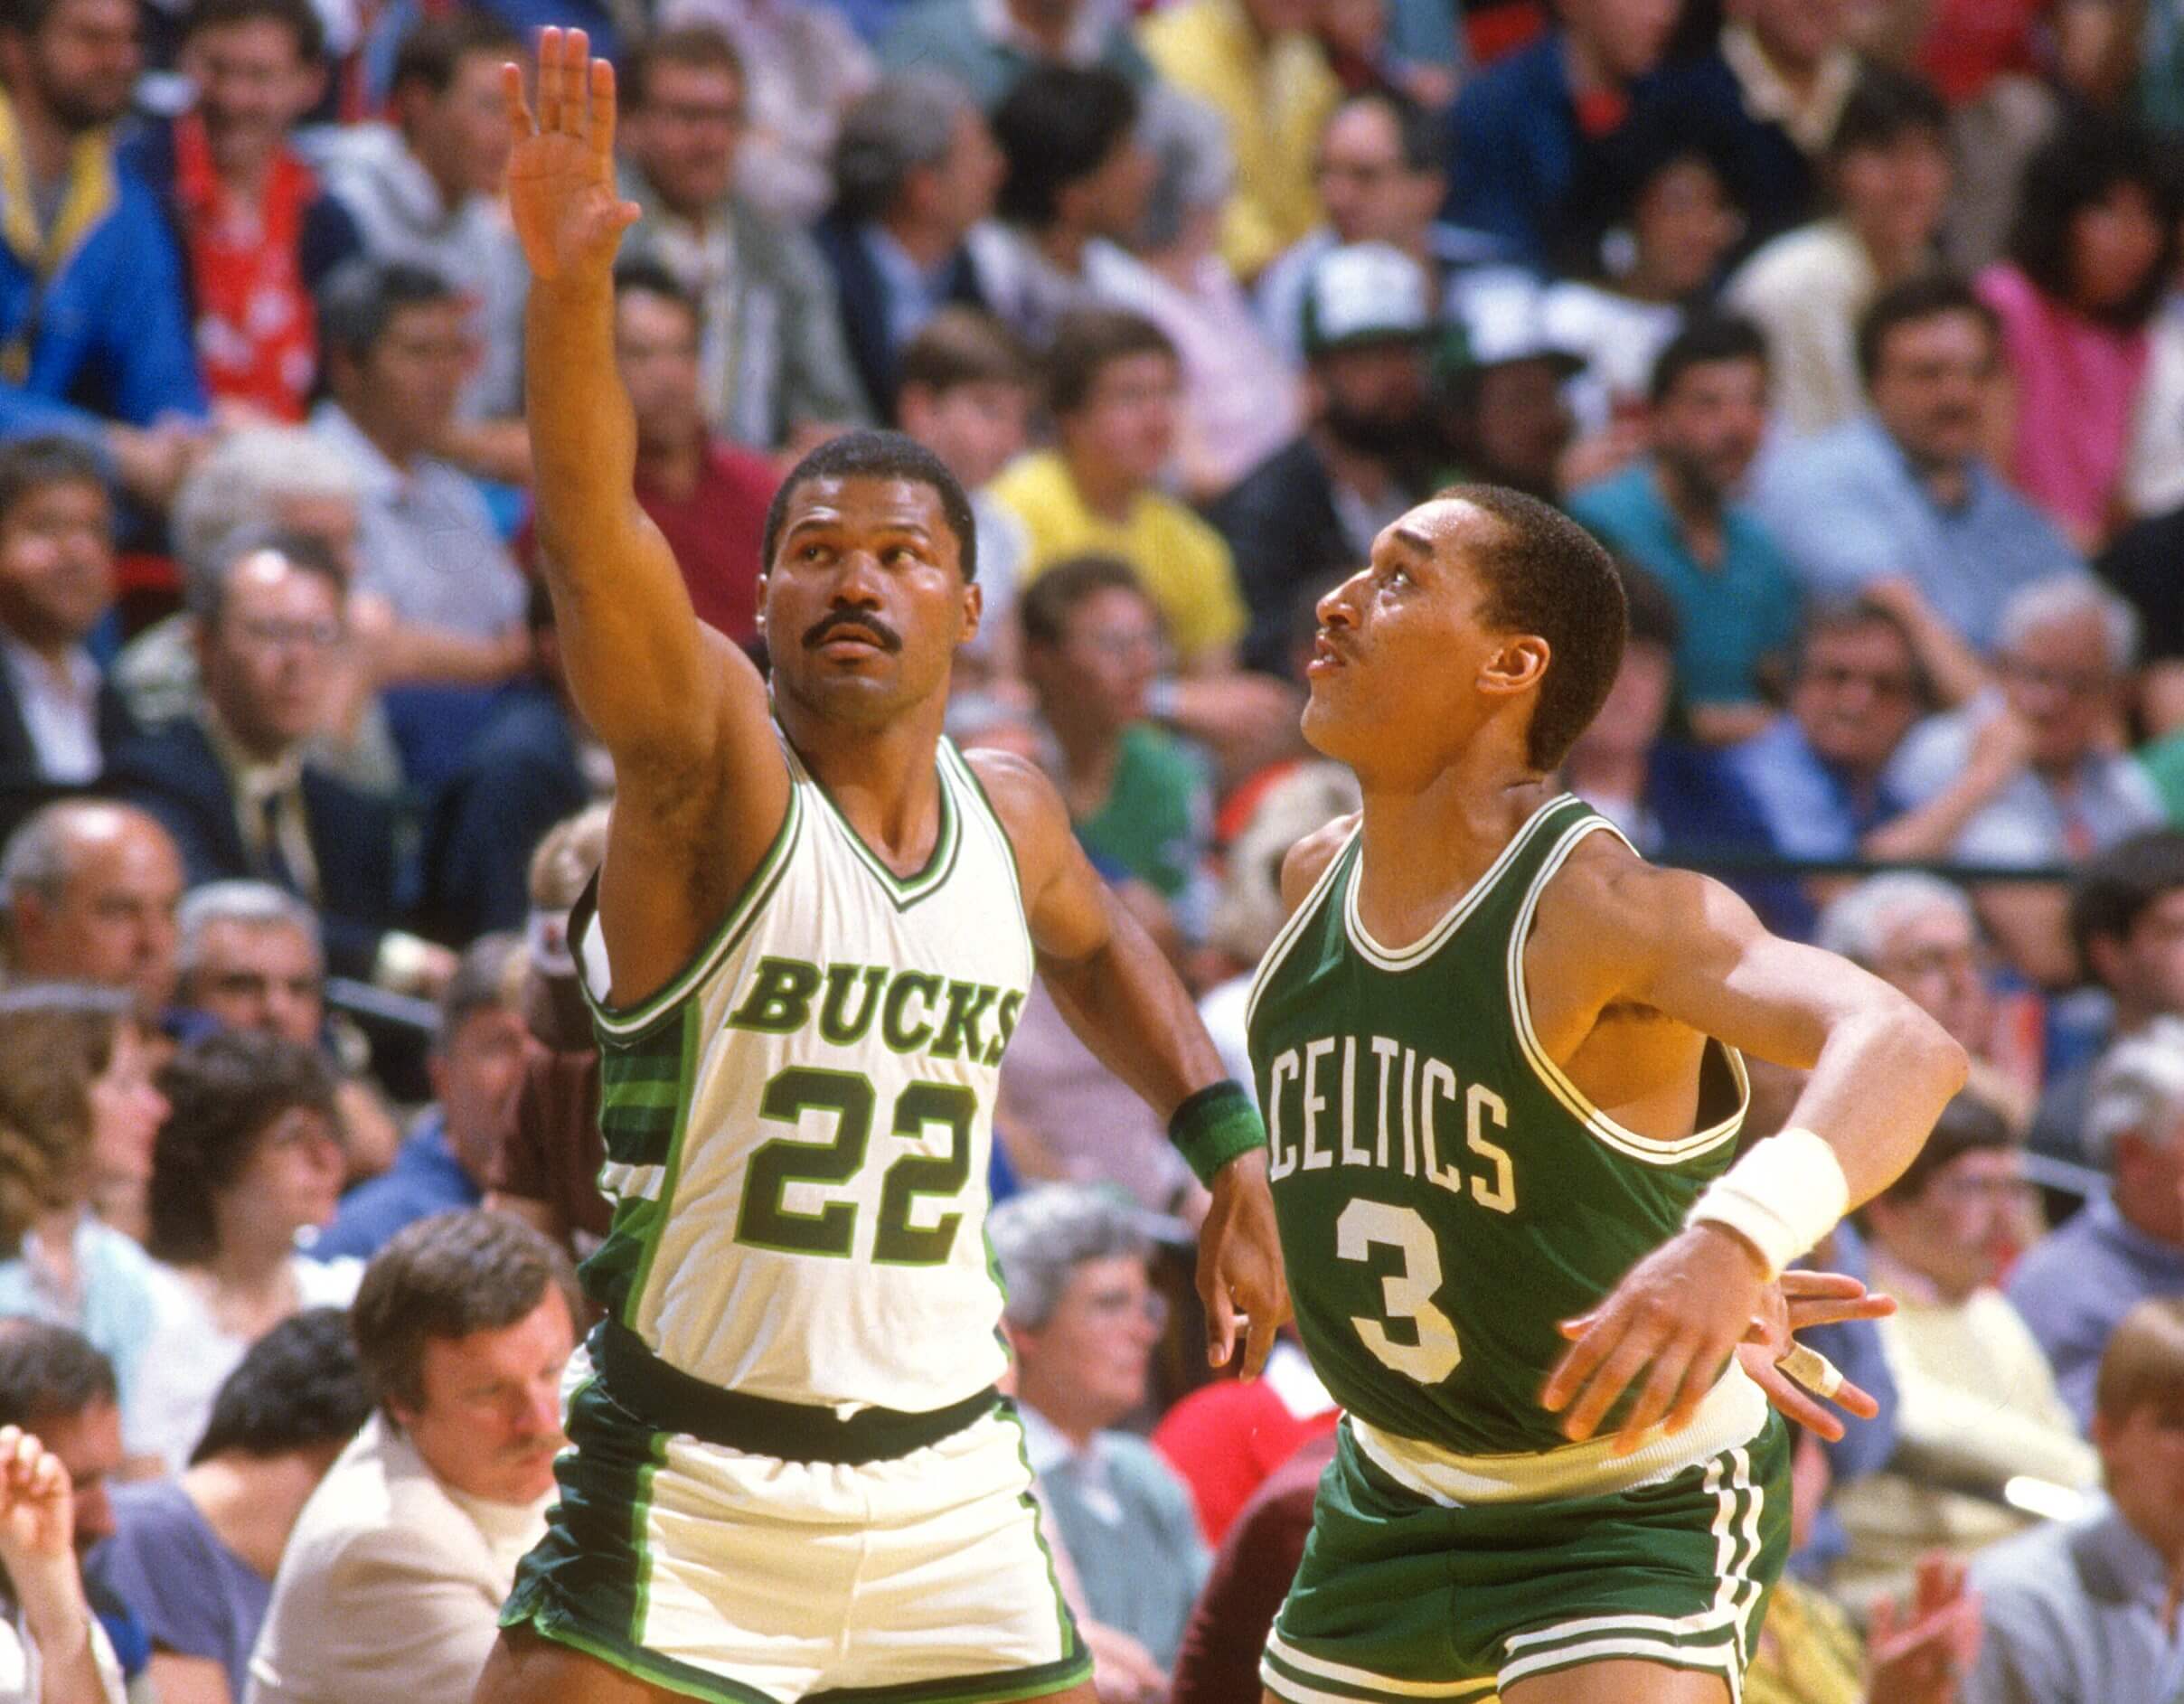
1341;792;1581;969
777;724;962;907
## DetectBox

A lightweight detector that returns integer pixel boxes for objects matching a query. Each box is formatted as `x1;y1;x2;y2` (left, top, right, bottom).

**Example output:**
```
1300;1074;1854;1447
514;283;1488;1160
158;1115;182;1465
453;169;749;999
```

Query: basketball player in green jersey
1249;487;1968;1704
475;32;1285;1704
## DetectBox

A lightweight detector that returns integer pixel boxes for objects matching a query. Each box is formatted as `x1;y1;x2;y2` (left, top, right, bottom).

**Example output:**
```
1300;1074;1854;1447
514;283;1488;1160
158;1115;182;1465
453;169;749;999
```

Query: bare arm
504;31;788;1002
0;1429;113;1704
971;747;1288;1370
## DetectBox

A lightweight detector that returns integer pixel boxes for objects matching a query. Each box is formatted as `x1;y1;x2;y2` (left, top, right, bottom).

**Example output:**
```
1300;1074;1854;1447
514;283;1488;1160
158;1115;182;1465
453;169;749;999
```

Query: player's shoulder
1533;828;1718;958
1280;811;1360;916
960;744;1068;850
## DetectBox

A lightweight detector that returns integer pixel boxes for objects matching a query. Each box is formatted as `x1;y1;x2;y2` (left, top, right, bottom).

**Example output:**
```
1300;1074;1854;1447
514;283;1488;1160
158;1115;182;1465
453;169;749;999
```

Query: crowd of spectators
0;0;2182;1697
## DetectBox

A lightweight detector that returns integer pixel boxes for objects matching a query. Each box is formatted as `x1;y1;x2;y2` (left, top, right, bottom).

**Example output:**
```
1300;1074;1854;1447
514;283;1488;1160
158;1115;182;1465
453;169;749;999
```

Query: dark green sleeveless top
1246;794;1749;1456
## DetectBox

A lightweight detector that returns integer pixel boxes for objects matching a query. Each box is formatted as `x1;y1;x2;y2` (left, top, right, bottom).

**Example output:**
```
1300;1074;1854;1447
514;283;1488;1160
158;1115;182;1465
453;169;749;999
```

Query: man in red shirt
612;259;780;649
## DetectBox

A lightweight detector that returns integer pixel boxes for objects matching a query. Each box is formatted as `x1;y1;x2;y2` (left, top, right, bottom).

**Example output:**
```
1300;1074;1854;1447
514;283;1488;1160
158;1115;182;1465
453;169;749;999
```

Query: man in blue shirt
1753;274;2083;654
1569;314;1800;747
315;934;528;1259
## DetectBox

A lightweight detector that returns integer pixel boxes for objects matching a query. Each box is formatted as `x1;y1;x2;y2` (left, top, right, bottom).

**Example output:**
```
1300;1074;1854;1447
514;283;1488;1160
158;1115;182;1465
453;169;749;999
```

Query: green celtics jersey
1247;793;1750;1459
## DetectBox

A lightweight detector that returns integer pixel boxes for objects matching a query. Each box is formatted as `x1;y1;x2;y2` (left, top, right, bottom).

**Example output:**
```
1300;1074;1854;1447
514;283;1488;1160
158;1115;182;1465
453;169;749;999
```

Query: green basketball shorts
1263;1414;1791;1704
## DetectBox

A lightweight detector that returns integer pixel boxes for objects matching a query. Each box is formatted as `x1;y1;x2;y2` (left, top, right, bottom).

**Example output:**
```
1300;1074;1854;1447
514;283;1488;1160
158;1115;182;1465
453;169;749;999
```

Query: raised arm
504;30;788;1000
969;747;1289;1372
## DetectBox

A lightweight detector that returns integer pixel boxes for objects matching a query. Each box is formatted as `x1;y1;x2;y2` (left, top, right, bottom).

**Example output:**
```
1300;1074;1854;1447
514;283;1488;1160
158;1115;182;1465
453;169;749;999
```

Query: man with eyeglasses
1831;1092;2098;1604
989;1185;1210;1688
108;536;450;994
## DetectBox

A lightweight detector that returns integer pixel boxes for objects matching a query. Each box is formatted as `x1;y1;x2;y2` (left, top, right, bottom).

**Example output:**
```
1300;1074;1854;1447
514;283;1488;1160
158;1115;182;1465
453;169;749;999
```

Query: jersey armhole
576;786;806;1042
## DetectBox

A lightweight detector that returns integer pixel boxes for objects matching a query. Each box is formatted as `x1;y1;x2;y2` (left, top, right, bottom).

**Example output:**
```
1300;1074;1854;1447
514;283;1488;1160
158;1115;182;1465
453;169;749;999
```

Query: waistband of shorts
592;1318;1002;1464
1347;1360;1771;1505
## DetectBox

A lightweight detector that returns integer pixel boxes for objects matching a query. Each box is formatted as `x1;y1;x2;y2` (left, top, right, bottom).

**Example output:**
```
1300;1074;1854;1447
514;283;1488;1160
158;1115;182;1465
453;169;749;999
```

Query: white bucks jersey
574;738;1032;1413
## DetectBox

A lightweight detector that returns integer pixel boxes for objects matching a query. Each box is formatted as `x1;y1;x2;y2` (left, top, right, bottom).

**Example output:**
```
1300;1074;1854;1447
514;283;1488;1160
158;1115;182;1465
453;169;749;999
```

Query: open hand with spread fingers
502;26;641;283
1736;1268;1893;1442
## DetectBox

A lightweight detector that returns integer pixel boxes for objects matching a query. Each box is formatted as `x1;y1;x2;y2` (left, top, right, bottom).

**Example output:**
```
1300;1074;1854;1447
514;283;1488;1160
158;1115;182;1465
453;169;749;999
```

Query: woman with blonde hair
0;986;173;1457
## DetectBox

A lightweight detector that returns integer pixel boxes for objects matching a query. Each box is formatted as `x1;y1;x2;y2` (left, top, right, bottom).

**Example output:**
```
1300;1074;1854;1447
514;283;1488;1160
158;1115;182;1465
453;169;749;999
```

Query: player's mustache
805;611;903;653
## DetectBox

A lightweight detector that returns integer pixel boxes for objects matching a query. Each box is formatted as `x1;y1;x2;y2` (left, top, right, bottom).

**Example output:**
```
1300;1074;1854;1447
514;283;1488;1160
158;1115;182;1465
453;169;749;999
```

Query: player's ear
1479;635;1549;698
958;579;984;646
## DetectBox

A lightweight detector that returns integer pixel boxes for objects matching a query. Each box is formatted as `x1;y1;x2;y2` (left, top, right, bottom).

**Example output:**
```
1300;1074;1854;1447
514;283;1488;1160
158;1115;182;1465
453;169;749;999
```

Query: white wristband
1684;1127;1850;1281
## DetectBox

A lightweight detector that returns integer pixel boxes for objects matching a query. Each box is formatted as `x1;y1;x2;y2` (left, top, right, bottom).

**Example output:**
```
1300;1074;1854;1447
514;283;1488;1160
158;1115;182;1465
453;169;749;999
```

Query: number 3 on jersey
1337;1198;1461;1384
735;1065;974;1265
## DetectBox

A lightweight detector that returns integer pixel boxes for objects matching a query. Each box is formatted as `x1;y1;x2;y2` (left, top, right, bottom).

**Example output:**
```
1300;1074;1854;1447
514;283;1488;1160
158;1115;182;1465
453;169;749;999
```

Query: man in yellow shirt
989;308;1247;673
1138;0;1339;281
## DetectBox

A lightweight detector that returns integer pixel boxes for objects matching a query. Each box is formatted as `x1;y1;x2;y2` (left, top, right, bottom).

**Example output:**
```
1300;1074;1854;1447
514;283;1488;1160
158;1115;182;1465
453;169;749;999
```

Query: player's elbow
1877;989;1972;1101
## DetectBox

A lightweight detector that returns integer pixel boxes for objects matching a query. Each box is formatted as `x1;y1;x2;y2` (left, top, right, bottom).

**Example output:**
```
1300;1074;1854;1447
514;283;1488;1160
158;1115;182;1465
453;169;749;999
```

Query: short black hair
1855;273;1999;387
992;65;1140;231
0;437;105;532
760;429;977;584
390;8;517;100
621;24;742;111
147;1031;340;1266
1441;484;1627;770
897;307;1033;397
2069;830;2184;983
1876;1091;2016;1204
1019;554;1149;648
353;1210;576;1417
1045;307;1176;418
180;0;324;61
1648;313;1769;406
191;1306;370;1464
612;258;702;334
1826;65;1949;162
2007;118;2179;330
0;1321;115;1428
1617;560;1680;653
316;256;462;368
1790;597;1930;704
1326;87;1445;176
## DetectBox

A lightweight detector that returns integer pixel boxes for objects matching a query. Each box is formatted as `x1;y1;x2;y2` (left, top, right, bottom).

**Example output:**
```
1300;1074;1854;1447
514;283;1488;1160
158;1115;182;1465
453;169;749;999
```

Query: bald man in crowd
0;800;185;1014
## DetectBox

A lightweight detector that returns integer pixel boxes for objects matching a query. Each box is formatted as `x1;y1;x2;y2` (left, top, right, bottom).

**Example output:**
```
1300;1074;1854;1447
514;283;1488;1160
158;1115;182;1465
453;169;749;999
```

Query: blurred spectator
88;1308;369;1704
1152;1328;1334;1550
974;65;1156;348
2010;1021;2184;1427
133;1031;356;1475
1816;875;2033;1133
1022;556;1212;920
315;934;524;1261
1213;241;1445;678
1648;0;1858;257
1254;89;1505;368
318;11;526;428
311;259;529;651
0;1323;131;1701
1831;1094;2095;1603
107;536;437;992
0;1415;124;1702
246;1210;572;1704
1137;0;1340;283
118;430;413;801
0;439;136;847
1440;0;1680;272
0;988;170;1445
813;71;1005;422
617;25;871;450
1436;272;1585;503
1977;120;2177;553
989;1186;1208;1672
655;0;878;228
173;880;403;1184
2036;834;2184;1164
875;0;1156;111
1963;1297;2184;1704
990;309;1246;672
122;0;362;427
607;259;778;649
2097;487;2184;739
1753;276;2085;654
1312;0;1463;114
0;801;184;1018
0;0;208;511
895;308;1036;701
1093;96;1302;504
1886;575;2160;984
1568;315;1799;745
1539;146;1744;433
1167;1429;1336;1704
485;806;608;1261
1726;70;1953;438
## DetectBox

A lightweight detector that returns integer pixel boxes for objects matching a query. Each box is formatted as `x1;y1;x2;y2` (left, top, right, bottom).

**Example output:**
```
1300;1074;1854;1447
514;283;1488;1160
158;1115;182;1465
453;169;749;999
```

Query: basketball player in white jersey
474;30;1286;1704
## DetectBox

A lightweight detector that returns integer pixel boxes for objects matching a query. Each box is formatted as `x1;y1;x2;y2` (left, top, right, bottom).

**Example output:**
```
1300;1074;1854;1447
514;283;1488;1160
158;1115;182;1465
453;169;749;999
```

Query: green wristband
1169;1080;1266;1188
